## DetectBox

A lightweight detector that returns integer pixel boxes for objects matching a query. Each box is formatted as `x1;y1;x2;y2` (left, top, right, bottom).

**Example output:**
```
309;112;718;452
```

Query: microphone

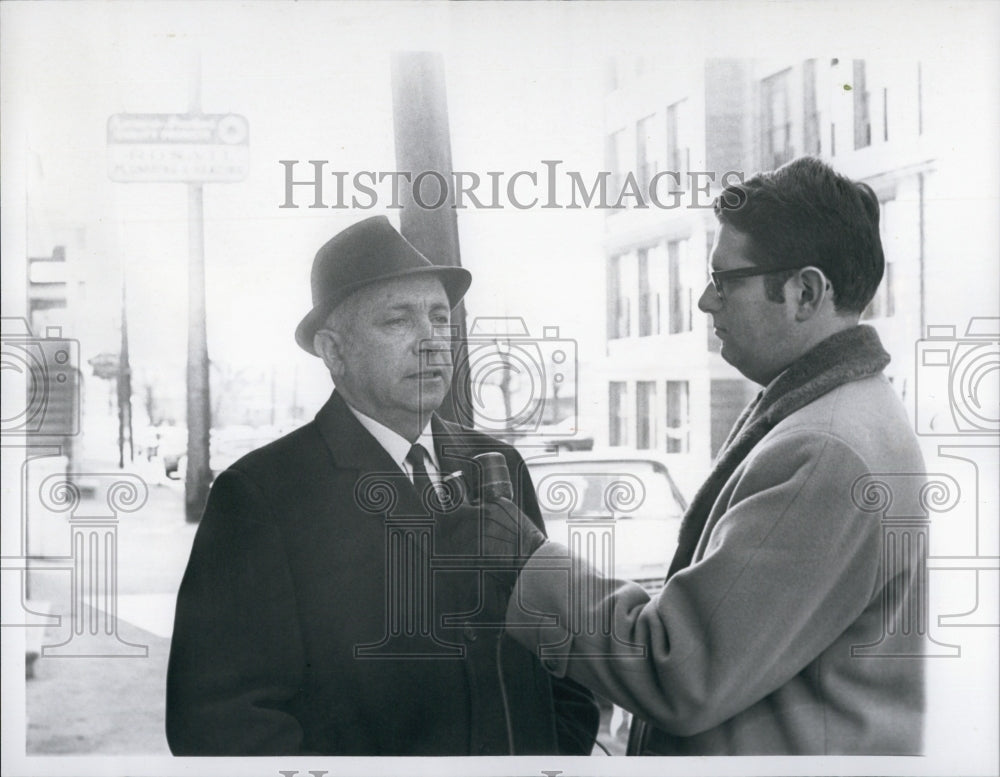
471;452;514;503
439;452;514;506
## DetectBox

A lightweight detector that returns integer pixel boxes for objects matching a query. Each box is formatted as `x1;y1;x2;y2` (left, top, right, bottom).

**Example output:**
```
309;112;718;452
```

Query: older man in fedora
165;216;598;755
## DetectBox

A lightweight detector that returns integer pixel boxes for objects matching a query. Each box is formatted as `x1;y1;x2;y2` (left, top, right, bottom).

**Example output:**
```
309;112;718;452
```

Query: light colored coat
509;373;927;754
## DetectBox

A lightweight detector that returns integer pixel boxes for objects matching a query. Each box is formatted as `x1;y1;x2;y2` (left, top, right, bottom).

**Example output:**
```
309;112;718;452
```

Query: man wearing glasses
482;156;927;755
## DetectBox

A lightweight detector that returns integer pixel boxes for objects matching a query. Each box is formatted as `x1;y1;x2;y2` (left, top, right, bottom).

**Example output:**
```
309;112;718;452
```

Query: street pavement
25;457;195;755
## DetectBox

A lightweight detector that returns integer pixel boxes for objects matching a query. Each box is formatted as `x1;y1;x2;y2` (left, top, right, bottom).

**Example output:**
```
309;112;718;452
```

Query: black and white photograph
2;2;998;776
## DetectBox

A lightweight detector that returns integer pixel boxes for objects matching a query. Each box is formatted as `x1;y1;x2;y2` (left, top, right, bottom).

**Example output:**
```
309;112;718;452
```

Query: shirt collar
345;404;440;473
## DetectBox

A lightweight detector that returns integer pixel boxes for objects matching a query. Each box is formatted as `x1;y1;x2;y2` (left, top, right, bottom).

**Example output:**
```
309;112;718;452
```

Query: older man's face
331;275;453;432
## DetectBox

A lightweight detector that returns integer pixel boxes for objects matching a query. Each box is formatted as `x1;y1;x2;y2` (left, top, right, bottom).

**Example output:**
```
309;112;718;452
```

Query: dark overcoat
166;391;598;755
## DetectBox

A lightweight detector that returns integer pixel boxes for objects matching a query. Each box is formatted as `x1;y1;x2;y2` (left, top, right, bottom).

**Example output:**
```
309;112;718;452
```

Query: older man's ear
313;328;346;379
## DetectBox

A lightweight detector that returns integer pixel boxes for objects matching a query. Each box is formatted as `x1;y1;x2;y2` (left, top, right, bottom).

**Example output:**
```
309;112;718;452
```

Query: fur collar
666;325;890;579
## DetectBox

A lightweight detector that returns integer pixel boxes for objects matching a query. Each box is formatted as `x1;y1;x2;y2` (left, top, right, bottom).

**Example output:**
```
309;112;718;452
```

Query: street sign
107;113;249;183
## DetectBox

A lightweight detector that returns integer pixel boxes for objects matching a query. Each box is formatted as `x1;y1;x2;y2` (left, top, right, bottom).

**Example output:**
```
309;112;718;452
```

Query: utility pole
117;276;133;469
106;45;247;520
390;52;469;426
184;52;212;522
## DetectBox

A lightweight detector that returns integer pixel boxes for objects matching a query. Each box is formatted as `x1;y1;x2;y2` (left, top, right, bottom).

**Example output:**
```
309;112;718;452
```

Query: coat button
463;622;478;642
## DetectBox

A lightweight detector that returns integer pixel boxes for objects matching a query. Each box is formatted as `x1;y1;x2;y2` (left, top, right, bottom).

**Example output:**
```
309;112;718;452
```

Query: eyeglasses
709;264;809;300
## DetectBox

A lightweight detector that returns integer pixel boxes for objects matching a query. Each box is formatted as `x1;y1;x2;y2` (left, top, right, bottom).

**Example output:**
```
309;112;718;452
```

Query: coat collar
314;390;478;476
314;391;482;518
431;414;478;478
314;391;403;475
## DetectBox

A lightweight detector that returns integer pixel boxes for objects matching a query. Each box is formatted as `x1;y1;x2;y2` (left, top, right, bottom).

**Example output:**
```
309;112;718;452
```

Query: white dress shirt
345;404;441;485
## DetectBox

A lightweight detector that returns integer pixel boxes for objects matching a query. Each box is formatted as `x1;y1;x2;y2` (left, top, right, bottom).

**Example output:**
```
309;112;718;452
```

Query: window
609;382;629;446
607;128;629;196
665;381;690;453
638;248;653;337
612;241;692;341
803;59;821;156
710;379;756;456
667;239;693;334
637;381;657;450
649;243;669;336
636;114;658;186
761;69;793;169
862;197;896;320
608;253;636;339
917;62;923;135
666;99;690;189
882;87;889;142
862;261;895;320
605;59;620;93
853;60;871;149
638;243;669;337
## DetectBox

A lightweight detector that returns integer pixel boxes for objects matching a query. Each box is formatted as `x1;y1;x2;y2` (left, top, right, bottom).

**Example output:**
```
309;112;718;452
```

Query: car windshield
525;458;685;584
527;460;684;522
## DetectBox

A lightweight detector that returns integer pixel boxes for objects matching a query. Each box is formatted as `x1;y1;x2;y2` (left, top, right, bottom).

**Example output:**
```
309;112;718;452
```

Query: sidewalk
24;460;196;755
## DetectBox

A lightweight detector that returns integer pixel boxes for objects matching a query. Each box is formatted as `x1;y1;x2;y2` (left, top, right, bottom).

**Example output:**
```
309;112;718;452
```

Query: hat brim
295;265;472;356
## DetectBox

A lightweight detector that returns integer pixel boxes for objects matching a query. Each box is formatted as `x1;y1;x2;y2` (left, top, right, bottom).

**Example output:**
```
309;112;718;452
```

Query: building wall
597;55;970;475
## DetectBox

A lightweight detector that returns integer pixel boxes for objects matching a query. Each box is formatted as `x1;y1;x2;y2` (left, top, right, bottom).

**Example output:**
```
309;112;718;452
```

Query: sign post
107;79;248;521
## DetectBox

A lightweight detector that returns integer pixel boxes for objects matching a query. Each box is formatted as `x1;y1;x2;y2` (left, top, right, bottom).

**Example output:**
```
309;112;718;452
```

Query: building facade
594;56;935;481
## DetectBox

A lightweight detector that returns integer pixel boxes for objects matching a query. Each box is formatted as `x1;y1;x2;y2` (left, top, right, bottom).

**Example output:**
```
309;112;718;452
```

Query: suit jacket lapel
314;391;426;518
432;415;477;479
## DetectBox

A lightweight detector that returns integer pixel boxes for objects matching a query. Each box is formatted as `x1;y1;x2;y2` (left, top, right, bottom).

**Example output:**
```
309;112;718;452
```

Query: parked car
523;449;688;592
515;417;595;453
166;425;288;481
151;425;187;478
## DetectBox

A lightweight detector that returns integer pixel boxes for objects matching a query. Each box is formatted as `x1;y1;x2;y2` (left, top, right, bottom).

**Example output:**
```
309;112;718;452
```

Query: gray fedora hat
295;216;472;355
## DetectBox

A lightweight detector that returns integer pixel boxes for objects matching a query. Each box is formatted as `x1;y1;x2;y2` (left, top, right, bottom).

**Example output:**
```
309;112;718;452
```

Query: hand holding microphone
471;453;547;596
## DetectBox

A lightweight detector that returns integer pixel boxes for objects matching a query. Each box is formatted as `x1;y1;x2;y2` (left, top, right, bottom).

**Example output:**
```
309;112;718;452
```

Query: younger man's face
699;225;800;386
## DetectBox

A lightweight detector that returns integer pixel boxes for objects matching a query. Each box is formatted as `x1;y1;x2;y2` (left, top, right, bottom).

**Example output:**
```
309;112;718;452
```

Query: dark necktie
406;443;436;510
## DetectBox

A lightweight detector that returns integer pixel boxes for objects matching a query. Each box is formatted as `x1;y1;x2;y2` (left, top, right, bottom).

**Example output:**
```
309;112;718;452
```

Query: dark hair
714;156;884;313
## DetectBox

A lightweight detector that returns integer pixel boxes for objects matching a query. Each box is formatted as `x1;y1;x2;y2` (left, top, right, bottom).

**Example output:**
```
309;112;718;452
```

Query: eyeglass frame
709;263;821;300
